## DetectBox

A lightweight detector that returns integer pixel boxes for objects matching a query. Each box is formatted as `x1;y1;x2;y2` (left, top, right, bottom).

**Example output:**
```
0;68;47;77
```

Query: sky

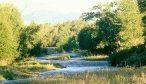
0;0;115;24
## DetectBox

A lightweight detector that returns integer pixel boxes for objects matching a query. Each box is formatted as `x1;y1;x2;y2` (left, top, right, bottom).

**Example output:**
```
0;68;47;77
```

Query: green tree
38;23;53;47
137;0;146;44
19;21;41;57
0;4;23;65
55;20;90;51
109;0;145;66
137;0;146;13
82;0;144;53
117;0;144;49
97;12;122;53
78;27;97;53
82;2;122;53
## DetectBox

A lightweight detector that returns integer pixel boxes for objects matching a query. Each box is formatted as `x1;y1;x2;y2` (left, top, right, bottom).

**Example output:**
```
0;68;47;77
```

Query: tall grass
48;54;71;60
0;57;61;81
83;55;109;61
13;67;146;84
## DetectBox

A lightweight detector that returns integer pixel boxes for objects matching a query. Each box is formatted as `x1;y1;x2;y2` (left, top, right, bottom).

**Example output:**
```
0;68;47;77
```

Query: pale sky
0;0;115;24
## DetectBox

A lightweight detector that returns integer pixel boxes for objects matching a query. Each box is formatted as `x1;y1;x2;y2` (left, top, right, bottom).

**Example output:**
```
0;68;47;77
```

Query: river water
1;53;113;84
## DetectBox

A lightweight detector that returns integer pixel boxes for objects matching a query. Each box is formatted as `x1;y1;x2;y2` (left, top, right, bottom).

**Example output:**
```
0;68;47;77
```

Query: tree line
0;4;92;65
0;0;146;66
81;0;146;66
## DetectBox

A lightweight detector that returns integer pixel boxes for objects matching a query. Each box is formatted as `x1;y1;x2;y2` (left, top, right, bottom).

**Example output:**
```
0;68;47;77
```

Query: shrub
110;45;146;67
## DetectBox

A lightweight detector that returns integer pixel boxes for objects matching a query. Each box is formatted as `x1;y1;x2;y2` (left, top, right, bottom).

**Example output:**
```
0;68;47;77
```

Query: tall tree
0;4;23;65
19;21;41;57
137;0;146;44
78;26;97;53
97;12;122;53
117;0;144;49
137;0;146;13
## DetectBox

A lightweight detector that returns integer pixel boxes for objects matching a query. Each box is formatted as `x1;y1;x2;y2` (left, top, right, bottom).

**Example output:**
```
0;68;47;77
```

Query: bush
19;22;43;57
110;45;146;67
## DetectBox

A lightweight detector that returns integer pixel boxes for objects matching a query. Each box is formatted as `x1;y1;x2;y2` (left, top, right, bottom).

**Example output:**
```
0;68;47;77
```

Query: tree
137;0;146;44
60;36;79;51
82;0;144;53
109;0;145;66
0;4;23;65
78;27;97;53
117;0;144;49
97;12;122;53
54;20;90;51
81;2;122;53
38;23;53;47
19;21;41;57
137;0;146;13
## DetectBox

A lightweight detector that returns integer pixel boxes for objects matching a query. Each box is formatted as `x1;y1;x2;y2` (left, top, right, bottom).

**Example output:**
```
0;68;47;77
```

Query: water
1;53;112;84
37;53;111;76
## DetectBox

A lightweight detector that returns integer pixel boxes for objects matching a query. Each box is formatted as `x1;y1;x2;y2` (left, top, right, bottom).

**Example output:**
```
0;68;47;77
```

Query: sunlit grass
0;75;5;81
83;55;109;61
48;54;71;60
0;57;62;81
13;67;146;84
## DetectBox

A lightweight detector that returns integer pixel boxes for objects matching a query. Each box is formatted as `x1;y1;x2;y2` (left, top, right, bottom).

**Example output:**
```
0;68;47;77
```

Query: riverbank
12;67;146;84
0;57;63;81
1;53;146;84
0;53;111;83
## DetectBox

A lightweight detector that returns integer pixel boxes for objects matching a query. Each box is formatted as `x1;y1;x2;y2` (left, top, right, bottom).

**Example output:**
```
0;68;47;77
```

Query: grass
75;50;91;57
82;55;109;61
48;54;71;60
13;67;146;84
0;75;5;81
0;57;62;81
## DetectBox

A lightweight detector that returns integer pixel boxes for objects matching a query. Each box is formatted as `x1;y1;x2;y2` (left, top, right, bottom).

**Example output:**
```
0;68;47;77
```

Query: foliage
55;20;90;51
19;22;42;57
38;23;55;47
142;16;146;27
82;0;143;52
110;45;146;67
137;0;146;44
137;0;146;13
116;0;144;49
81;2;122;54
80;0;145;67
0;0;145;68
0;4;23;65
109;0;145;67
96;12;122;53
60;36;79;51
78;27;97;53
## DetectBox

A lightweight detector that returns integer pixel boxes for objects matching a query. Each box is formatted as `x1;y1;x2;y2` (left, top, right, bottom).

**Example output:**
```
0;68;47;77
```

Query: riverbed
1;53;113;84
